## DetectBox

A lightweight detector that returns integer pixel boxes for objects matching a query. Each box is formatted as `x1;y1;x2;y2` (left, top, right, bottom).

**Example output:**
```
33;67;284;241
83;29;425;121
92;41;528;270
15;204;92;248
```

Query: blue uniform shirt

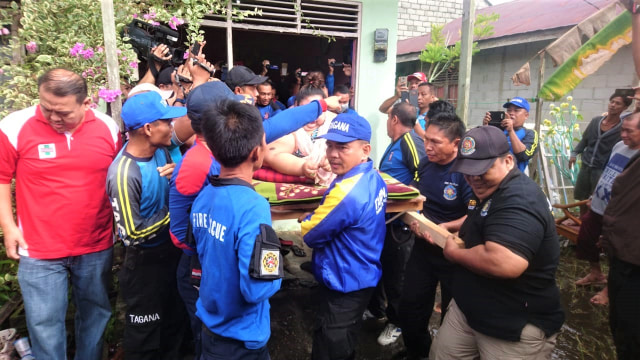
106;146;171;247
192;177;281;349
413;157;473;224
257;104;281;121
379;131;425;185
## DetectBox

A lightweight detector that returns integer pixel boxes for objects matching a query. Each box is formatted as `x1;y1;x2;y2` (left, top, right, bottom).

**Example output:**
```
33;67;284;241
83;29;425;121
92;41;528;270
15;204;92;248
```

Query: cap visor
318;132;359;143
245;75;269;85
450;157;497;176
161;106;188;120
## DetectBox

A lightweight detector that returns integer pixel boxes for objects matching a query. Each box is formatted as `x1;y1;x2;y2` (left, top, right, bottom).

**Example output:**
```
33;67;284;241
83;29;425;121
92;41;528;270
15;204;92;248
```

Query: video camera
123;19;185;66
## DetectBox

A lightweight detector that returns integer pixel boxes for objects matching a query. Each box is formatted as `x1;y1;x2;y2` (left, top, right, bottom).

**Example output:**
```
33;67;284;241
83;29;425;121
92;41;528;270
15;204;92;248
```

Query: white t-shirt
590;141;639;215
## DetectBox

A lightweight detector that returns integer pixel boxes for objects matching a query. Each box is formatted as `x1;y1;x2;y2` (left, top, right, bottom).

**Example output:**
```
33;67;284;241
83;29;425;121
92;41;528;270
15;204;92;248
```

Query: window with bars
203;0;360;38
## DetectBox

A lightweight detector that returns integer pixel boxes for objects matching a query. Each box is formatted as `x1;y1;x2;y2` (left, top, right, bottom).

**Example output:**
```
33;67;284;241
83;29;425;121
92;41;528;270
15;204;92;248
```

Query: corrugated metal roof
397;0;619;55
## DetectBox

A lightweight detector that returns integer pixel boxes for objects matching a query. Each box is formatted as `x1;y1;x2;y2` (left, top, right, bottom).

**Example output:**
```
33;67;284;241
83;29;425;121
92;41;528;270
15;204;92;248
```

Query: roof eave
397;26;571;63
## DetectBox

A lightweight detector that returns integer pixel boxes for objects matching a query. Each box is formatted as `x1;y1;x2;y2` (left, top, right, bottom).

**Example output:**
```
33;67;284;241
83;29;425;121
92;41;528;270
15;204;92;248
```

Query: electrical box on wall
373;28;388;63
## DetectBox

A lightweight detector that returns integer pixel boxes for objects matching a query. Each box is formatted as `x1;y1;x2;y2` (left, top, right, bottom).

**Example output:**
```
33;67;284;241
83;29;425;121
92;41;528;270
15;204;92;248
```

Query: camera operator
481;97;539;173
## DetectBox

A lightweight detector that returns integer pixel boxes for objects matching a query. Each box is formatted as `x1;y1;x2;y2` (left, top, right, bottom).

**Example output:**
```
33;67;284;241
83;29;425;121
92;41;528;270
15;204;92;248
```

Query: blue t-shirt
192;177;281;349
257;104;281;121
417;110;428;130
379;131;425;185
413;156;473;224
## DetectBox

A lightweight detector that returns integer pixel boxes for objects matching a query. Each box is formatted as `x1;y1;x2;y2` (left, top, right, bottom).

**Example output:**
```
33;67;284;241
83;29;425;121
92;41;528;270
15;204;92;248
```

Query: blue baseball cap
319;113;371;143
122;91;187;130
503;97;530;112
186;81;254;132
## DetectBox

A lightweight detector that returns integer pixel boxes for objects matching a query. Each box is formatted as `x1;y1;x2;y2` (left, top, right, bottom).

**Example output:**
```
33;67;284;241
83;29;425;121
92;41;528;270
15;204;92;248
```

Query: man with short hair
372;101;426;346
414;82;436;137
401;111;471;359
192;99;282;360
302;113;388;360
429;126;564;359
334;85;357;115
0;68;121;360
482;97;539;172
378;72;426;115
601;112;640;360
107;91;187;360
574;113;640;306
256;80;282;121
225;65;268;99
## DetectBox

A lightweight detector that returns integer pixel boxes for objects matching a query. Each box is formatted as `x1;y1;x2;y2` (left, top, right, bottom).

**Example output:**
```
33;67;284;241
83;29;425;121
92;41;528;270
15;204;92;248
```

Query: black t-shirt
453;169;565;341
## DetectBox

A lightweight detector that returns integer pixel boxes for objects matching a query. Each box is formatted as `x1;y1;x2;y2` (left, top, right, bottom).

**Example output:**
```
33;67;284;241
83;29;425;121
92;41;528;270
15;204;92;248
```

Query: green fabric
539;11;632;101
254;171;420;206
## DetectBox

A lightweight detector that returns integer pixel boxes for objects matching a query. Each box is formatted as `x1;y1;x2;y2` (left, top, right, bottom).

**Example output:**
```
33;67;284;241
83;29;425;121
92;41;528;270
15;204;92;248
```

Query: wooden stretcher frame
270;195;426;221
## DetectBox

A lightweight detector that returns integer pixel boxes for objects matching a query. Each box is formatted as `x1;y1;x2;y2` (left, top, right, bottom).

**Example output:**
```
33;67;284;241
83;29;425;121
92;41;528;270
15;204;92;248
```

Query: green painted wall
355;0;399;164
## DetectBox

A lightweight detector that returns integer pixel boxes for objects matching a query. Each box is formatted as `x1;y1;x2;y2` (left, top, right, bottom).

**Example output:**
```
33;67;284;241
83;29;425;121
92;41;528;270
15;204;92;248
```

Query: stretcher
252;171;424;221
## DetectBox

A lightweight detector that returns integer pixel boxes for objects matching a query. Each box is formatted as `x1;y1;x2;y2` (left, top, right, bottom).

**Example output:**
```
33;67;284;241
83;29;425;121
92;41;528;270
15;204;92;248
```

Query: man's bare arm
0;183;27;259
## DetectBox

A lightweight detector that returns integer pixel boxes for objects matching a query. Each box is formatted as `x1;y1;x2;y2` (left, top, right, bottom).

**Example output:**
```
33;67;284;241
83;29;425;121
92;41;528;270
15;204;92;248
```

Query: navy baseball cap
186;81;254;132
225;65;268;89
319;113;371;143
451;126;510;176
122;91;187;131
503;97;530;112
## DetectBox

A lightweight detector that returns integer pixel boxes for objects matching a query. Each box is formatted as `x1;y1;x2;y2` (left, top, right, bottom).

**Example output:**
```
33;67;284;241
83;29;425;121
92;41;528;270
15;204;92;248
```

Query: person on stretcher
263;81;336;186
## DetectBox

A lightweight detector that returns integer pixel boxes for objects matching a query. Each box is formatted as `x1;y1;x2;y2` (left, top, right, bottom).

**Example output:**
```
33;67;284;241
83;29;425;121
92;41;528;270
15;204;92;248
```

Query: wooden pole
226;1;234;70
456;0;475;125
530;53;545;185
100;0;122;129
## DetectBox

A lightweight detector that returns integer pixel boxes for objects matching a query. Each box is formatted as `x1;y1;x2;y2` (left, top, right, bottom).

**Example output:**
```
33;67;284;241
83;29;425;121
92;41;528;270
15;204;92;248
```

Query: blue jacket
301;161;387;293
192;177;281;349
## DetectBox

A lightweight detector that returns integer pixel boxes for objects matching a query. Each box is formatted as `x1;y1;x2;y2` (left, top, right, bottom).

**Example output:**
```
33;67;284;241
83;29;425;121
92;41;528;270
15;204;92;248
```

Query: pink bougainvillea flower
116;49;122;55
143;14;151;20
149;11;157;19
150;21;160;26
122;56;127;61
169;16;185;30
0;68;4;75
129;61;138;69
132;13;138;19
183;50;189;60
1;28;9;35
81;48;94;59
98;88;122;103
96;46;104;53
25;41;37;54
69;42;85;57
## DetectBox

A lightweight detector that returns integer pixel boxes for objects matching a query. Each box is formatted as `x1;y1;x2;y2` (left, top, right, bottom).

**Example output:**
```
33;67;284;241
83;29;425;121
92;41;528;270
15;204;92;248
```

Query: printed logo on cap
330;121;350;133
460;136;476;156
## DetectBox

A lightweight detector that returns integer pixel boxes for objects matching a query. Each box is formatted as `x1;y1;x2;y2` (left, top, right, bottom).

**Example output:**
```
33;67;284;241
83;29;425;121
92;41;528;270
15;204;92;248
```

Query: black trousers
609;256;640;360
119;240;186;360
312;285;375;360
397;239;453;358
368;223;414;323
200;326;270;360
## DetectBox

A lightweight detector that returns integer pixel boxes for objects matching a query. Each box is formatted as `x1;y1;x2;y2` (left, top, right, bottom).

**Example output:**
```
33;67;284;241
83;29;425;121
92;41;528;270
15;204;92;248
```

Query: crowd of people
1;16;639;359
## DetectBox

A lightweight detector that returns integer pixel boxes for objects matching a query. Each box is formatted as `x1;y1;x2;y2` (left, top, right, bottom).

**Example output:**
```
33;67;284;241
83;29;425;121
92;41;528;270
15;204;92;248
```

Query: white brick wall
466;41;637;130
397;0;464;40
397;0;492;40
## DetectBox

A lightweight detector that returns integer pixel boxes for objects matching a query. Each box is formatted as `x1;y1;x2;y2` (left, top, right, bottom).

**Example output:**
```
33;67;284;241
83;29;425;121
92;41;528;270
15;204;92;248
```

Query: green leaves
0;0;234;117
419;13;499;82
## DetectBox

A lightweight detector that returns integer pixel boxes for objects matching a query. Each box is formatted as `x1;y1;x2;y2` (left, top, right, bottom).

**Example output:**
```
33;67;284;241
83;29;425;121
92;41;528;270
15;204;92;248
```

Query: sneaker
377;323;402;346
362;309;376;321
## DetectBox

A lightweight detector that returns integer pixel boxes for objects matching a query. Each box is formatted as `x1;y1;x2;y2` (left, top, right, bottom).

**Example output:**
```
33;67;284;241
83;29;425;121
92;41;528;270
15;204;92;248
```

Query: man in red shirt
0;68;121;360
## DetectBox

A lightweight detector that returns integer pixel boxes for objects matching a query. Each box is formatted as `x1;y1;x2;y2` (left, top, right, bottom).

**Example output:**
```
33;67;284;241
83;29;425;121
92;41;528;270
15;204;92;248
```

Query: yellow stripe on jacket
301;172;363;237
